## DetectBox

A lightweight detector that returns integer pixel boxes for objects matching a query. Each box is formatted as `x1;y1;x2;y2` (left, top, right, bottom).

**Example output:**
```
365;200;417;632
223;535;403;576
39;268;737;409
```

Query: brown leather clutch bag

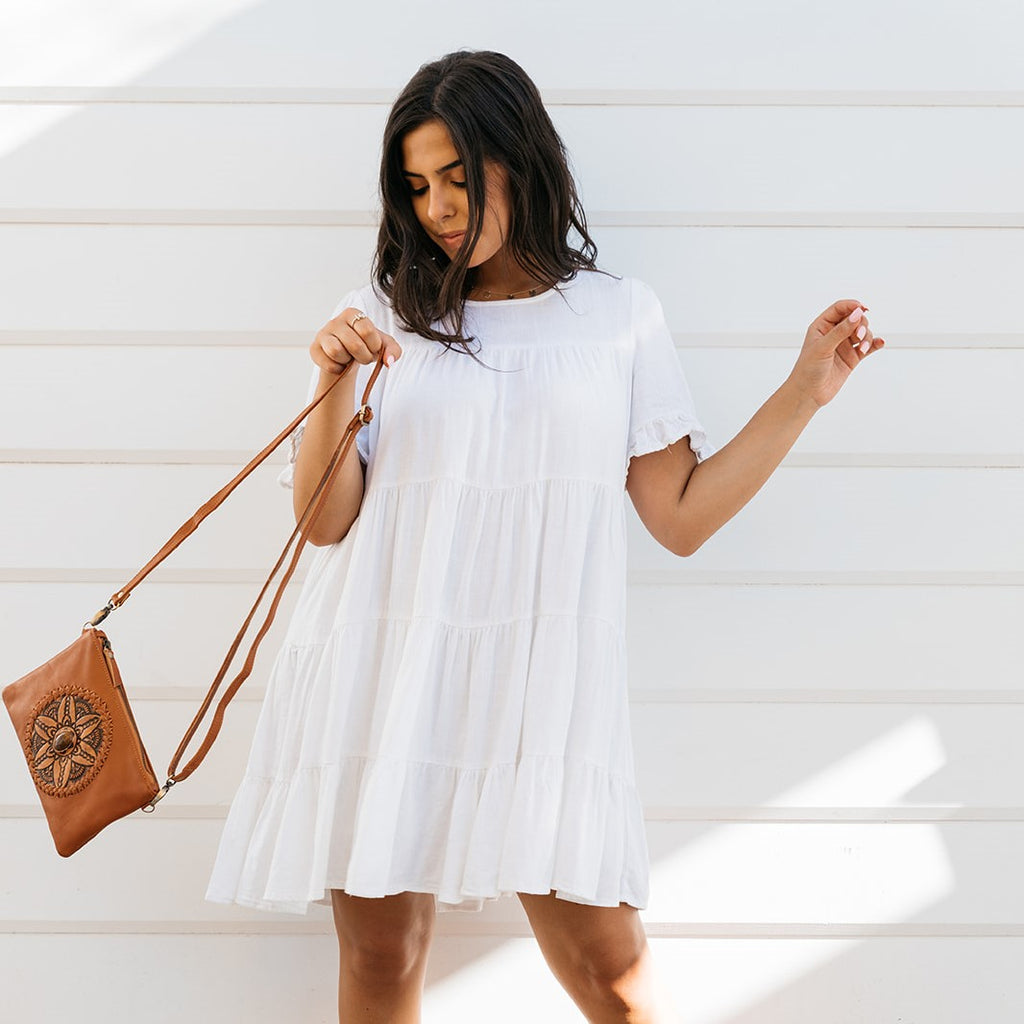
3;351;384;857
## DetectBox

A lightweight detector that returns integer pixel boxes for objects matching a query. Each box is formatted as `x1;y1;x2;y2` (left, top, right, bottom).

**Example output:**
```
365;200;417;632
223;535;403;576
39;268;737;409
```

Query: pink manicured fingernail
859;339;870;355
385;354;395;367
856;324;867;340
849;307;864;323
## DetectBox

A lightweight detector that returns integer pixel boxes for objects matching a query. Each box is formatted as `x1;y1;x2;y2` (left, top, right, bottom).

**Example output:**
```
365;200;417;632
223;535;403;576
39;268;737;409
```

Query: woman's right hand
310;307;403;374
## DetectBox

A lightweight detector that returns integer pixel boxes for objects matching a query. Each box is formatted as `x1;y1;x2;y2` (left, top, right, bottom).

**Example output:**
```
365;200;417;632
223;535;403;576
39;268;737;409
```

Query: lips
439;231;466;245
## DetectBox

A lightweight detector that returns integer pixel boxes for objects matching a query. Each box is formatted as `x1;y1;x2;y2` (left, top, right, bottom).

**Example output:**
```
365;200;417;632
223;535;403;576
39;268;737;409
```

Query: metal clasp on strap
357;403;373;425
83;590;130;630
142;778;176;813
84;602;114;629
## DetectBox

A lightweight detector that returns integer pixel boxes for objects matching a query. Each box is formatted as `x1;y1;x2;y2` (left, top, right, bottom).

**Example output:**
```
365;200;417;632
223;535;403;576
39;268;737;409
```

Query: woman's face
400;118;511;269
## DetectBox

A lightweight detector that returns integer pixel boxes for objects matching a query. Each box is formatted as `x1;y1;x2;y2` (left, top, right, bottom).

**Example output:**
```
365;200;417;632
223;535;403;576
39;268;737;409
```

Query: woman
206;50;884;1022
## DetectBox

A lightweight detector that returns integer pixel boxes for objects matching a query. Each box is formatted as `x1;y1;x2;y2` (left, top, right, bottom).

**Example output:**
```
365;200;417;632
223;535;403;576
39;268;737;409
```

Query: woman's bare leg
330;889;437;1024
518;891;679;1023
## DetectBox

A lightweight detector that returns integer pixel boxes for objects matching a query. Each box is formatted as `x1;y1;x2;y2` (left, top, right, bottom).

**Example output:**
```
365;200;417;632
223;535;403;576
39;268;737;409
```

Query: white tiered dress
204;268;713;915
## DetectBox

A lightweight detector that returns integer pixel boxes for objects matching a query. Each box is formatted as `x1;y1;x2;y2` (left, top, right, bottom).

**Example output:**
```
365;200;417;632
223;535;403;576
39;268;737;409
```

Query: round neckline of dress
464;277;576;308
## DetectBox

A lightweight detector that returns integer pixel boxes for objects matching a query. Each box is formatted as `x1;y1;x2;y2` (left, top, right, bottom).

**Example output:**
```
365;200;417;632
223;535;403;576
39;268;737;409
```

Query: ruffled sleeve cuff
628;413;715;465
276;423;305;490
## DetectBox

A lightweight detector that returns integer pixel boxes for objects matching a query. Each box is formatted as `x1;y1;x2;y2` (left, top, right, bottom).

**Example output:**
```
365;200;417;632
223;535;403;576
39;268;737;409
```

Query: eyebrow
400;159;464;179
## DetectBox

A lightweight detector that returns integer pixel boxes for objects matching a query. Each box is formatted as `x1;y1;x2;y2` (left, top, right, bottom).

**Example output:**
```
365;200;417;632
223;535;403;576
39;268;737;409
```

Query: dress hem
205;881;648;917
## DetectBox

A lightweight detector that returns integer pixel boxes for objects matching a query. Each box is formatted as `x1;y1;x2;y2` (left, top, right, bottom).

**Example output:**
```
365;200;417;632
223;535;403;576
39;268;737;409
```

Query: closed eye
410;181;467;197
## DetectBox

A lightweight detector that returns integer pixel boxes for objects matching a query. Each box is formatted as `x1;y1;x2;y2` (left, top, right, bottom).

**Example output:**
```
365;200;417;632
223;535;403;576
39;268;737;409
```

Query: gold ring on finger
349;312;368;329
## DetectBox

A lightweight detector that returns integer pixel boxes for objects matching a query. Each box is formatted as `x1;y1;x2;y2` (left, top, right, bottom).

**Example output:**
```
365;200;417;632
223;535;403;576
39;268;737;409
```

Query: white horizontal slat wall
1;2;1022;1022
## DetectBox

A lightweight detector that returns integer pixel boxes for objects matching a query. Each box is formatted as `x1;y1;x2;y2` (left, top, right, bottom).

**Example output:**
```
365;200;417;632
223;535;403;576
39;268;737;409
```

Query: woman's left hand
787;299;886;409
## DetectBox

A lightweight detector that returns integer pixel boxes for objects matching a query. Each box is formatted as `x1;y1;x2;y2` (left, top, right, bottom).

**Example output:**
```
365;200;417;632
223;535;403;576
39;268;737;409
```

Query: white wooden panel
1;934;1021;1024
0;346;318;452
0;582;300;693
3;465;1021;572
4;582;1018;699
682;348;1024;459
626;584;1023;693
5;697;1024;811
0;465;306;569
642;820;977;925
2;104;1021;215
2;346;1021;457
597;227;1024;337
429;937;1024;1024
628;467;1024;573
0;935;341;1023
0;104;385;213
563;105;1024;215
0;816;1018;925
3;1;1022;92
0;817;330;924
0;225;377;331
1;225;1020;335
631;703;1024;809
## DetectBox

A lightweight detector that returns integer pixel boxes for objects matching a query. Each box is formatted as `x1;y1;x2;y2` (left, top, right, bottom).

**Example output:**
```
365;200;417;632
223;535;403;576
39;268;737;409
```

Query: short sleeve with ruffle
277;288;369;489
627;277;714;464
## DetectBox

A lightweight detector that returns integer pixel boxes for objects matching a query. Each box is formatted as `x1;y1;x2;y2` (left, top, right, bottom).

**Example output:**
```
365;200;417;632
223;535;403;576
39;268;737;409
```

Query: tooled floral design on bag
28;689;111;797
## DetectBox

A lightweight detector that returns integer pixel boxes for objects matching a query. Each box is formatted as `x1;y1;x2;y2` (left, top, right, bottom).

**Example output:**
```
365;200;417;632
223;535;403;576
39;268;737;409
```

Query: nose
427;184;455;226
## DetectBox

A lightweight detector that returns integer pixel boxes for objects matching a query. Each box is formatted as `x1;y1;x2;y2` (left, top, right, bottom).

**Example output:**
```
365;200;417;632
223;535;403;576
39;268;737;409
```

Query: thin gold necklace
471;281;551;300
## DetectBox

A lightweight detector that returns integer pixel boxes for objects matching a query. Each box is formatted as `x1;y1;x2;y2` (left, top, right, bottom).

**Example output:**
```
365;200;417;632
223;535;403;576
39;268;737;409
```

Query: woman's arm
292;368;366;547
670;378;818;555
628;299;885;556
292;306;403;546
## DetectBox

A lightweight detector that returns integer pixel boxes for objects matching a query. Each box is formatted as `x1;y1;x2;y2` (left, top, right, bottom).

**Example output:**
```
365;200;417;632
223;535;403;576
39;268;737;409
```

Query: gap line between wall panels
4;805;1024;823
3;450;1021;469
628;689;1024;705
126;686;1024;704
3;569;1023;586
2;208;1022;228
4;919;1024;938
2;87;1024;106
32;687;1024;705
0;331;1016;349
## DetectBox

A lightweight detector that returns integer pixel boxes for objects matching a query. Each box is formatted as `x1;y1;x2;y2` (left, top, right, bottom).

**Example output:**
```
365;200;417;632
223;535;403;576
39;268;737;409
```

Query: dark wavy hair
372;50;603;359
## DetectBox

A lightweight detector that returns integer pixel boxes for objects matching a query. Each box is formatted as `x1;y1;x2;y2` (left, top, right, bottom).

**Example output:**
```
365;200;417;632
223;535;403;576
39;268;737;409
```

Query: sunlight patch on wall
648;717;955;1022
424;939;571;1022
675;937;864;1024
0;107;74;163
771;715;948;808
0;1;261;160
0;1;258;87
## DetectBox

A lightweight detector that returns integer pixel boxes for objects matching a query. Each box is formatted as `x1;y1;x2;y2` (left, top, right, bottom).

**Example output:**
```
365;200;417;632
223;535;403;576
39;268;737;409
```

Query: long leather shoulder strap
90;351;386;797
89;354;381;622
